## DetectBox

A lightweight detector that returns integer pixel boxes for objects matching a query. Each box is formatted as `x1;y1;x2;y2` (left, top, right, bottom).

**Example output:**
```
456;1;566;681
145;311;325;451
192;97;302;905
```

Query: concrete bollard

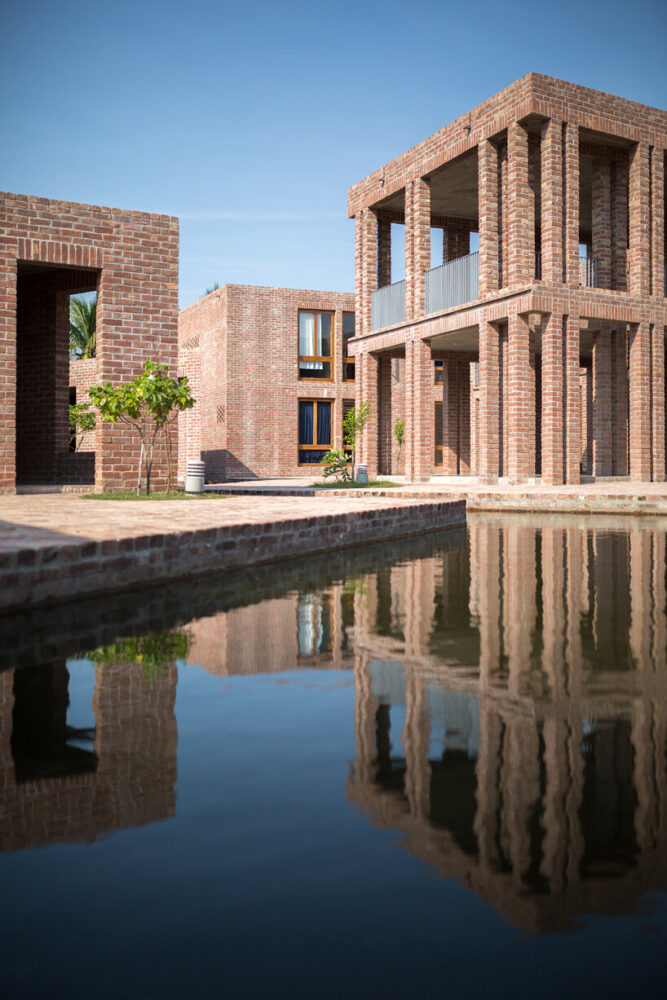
185;460;205;494
355;464;369;484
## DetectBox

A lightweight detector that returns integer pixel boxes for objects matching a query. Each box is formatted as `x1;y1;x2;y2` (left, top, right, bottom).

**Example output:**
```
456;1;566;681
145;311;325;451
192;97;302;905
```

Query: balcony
371;279;405;330
425;252;479;315
579;256;597;287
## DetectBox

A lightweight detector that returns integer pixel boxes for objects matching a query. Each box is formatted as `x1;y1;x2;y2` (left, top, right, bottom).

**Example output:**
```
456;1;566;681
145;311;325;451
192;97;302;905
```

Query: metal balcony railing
424;252;479;315
579;256;598;288
371;279;405;330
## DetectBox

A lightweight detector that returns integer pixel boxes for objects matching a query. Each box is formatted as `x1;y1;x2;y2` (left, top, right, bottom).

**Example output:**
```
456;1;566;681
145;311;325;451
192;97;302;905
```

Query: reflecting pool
1;514;666;998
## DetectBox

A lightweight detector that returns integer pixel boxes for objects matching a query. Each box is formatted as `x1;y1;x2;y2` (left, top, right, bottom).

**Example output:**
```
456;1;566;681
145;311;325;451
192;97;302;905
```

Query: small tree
343;401;371;474
69;402;96;451
393;418;405;475
89;360;195;494
320;448;353;483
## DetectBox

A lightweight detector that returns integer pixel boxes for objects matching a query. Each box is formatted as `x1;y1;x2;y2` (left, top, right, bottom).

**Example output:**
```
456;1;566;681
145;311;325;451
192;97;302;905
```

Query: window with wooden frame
343;399;354;459
435;401;443;465
298;399;332;464
434;359;444;384
299;310;333;380
343;312;355;381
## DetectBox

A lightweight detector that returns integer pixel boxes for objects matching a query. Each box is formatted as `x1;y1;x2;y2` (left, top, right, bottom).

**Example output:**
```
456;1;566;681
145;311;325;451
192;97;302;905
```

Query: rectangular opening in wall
298;399;332;464
16;261;98;485
343;399;354;459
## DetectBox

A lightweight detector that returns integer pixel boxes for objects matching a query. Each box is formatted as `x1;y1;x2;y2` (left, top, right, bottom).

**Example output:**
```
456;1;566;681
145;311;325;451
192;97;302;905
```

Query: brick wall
178;285;355;481
0;191;179;492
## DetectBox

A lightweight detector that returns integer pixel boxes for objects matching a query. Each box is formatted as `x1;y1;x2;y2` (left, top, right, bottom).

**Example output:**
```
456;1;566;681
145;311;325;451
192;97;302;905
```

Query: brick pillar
355;208;378;338
540;119;564;285
460;361;471;474
356;349;379;478
651;147;665;299
592;160;612;289
564;124;580;285
377;216;392;289
651;324;665;481
443;220;470;263
507;123;534;285
611;158;629;291
507;311;534;479
478;314;500;482
443;360;458;474
541;311;564;484
404;338;433;482
565;314;581;484
612;328;629;476
378;356;393;475
478;140;499;294
404;178;430;320
592;330;612;476
628;144;650;297
628;321;651;481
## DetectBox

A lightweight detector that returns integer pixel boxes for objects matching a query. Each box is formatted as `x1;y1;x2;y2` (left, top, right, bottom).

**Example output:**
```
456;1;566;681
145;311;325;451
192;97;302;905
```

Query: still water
1;513;666;998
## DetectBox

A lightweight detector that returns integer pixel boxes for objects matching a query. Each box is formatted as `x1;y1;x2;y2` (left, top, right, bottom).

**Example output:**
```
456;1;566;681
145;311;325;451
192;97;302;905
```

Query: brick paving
0;493;465;611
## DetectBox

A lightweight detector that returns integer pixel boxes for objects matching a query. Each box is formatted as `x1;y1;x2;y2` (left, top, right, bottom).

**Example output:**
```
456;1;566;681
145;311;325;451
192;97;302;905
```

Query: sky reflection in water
1;514;666;999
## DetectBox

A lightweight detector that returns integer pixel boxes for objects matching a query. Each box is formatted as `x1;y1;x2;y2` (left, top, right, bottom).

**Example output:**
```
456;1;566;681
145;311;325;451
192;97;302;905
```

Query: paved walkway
0;493;465;611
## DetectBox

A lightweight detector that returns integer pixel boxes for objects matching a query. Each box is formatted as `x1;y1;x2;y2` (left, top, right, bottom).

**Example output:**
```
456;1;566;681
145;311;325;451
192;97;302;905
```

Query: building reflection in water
348;518;667;933
0;659;177;852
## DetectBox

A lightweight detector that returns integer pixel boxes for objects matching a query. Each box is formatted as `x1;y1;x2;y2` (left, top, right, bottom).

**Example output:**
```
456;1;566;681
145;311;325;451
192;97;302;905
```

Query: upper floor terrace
349;75;667;337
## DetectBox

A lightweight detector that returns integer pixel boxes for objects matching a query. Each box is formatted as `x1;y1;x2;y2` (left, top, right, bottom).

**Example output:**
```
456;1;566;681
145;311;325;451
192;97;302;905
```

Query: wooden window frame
298;309;334;382
434;359;444;384
342;312;356;382
298;398;332;465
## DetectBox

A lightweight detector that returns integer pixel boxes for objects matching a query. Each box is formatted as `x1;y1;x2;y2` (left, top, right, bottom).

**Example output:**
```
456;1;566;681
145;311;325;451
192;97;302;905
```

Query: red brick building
178;284;355;481
349;75;667;483
0;192;179;492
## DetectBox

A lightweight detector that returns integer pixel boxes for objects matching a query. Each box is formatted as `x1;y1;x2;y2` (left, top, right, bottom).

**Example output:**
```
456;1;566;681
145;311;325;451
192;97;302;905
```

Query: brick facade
348;75;667;484
177;285;355;481
0;192;179;493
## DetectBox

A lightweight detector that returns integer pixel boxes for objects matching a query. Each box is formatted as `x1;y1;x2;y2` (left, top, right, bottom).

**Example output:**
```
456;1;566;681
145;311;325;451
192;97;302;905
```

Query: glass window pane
299;448;328;464
318;313;332;356
299;401;313;445
343;313;355;336
435;403;443;448
317;401;331;446
300;361;330;380
299;313;314;356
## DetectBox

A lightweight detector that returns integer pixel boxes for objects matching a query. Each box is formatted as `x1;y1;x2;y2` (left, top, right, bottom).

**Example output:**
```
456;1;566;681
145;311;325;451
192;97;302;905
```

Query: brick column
564;314;581;484
404;337;433;482
378;355;394;475
651;324;665;481
541;312;564;484
354;208;378;338
404;178;430;320
651;147;665;299
459;360;471;474
377;215;392;289
592;160;612;289
611;159;629;291
478;314;500;482
628;144;650;297
356;349;379;478
592;330;612;476
564;124;580;285
443;360;458;474
540;119;564;285
628;321;651;481
507;123;534;285
507;310;534;479
612;327;629;476
478;140;499;294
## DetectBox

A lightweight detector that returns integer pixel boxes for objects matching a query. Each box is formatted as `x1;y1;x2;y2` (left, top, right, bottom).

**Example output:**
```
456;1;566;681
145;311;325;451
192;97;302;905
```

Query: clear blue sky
1;0;665;307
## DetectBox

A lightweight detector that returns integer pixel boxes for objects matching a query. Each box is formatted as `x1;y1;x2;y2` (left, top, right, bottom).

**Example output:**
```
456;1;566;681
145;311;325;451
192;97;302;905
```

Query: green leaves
70;296;97;359
320;448;353;482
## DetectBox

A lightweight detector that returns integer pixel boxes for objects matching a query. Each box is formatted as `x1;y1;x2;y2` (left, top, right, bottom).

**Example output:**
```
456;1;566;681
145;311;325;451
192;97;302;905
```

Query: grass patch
313;480;400;490
82;491;230;501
